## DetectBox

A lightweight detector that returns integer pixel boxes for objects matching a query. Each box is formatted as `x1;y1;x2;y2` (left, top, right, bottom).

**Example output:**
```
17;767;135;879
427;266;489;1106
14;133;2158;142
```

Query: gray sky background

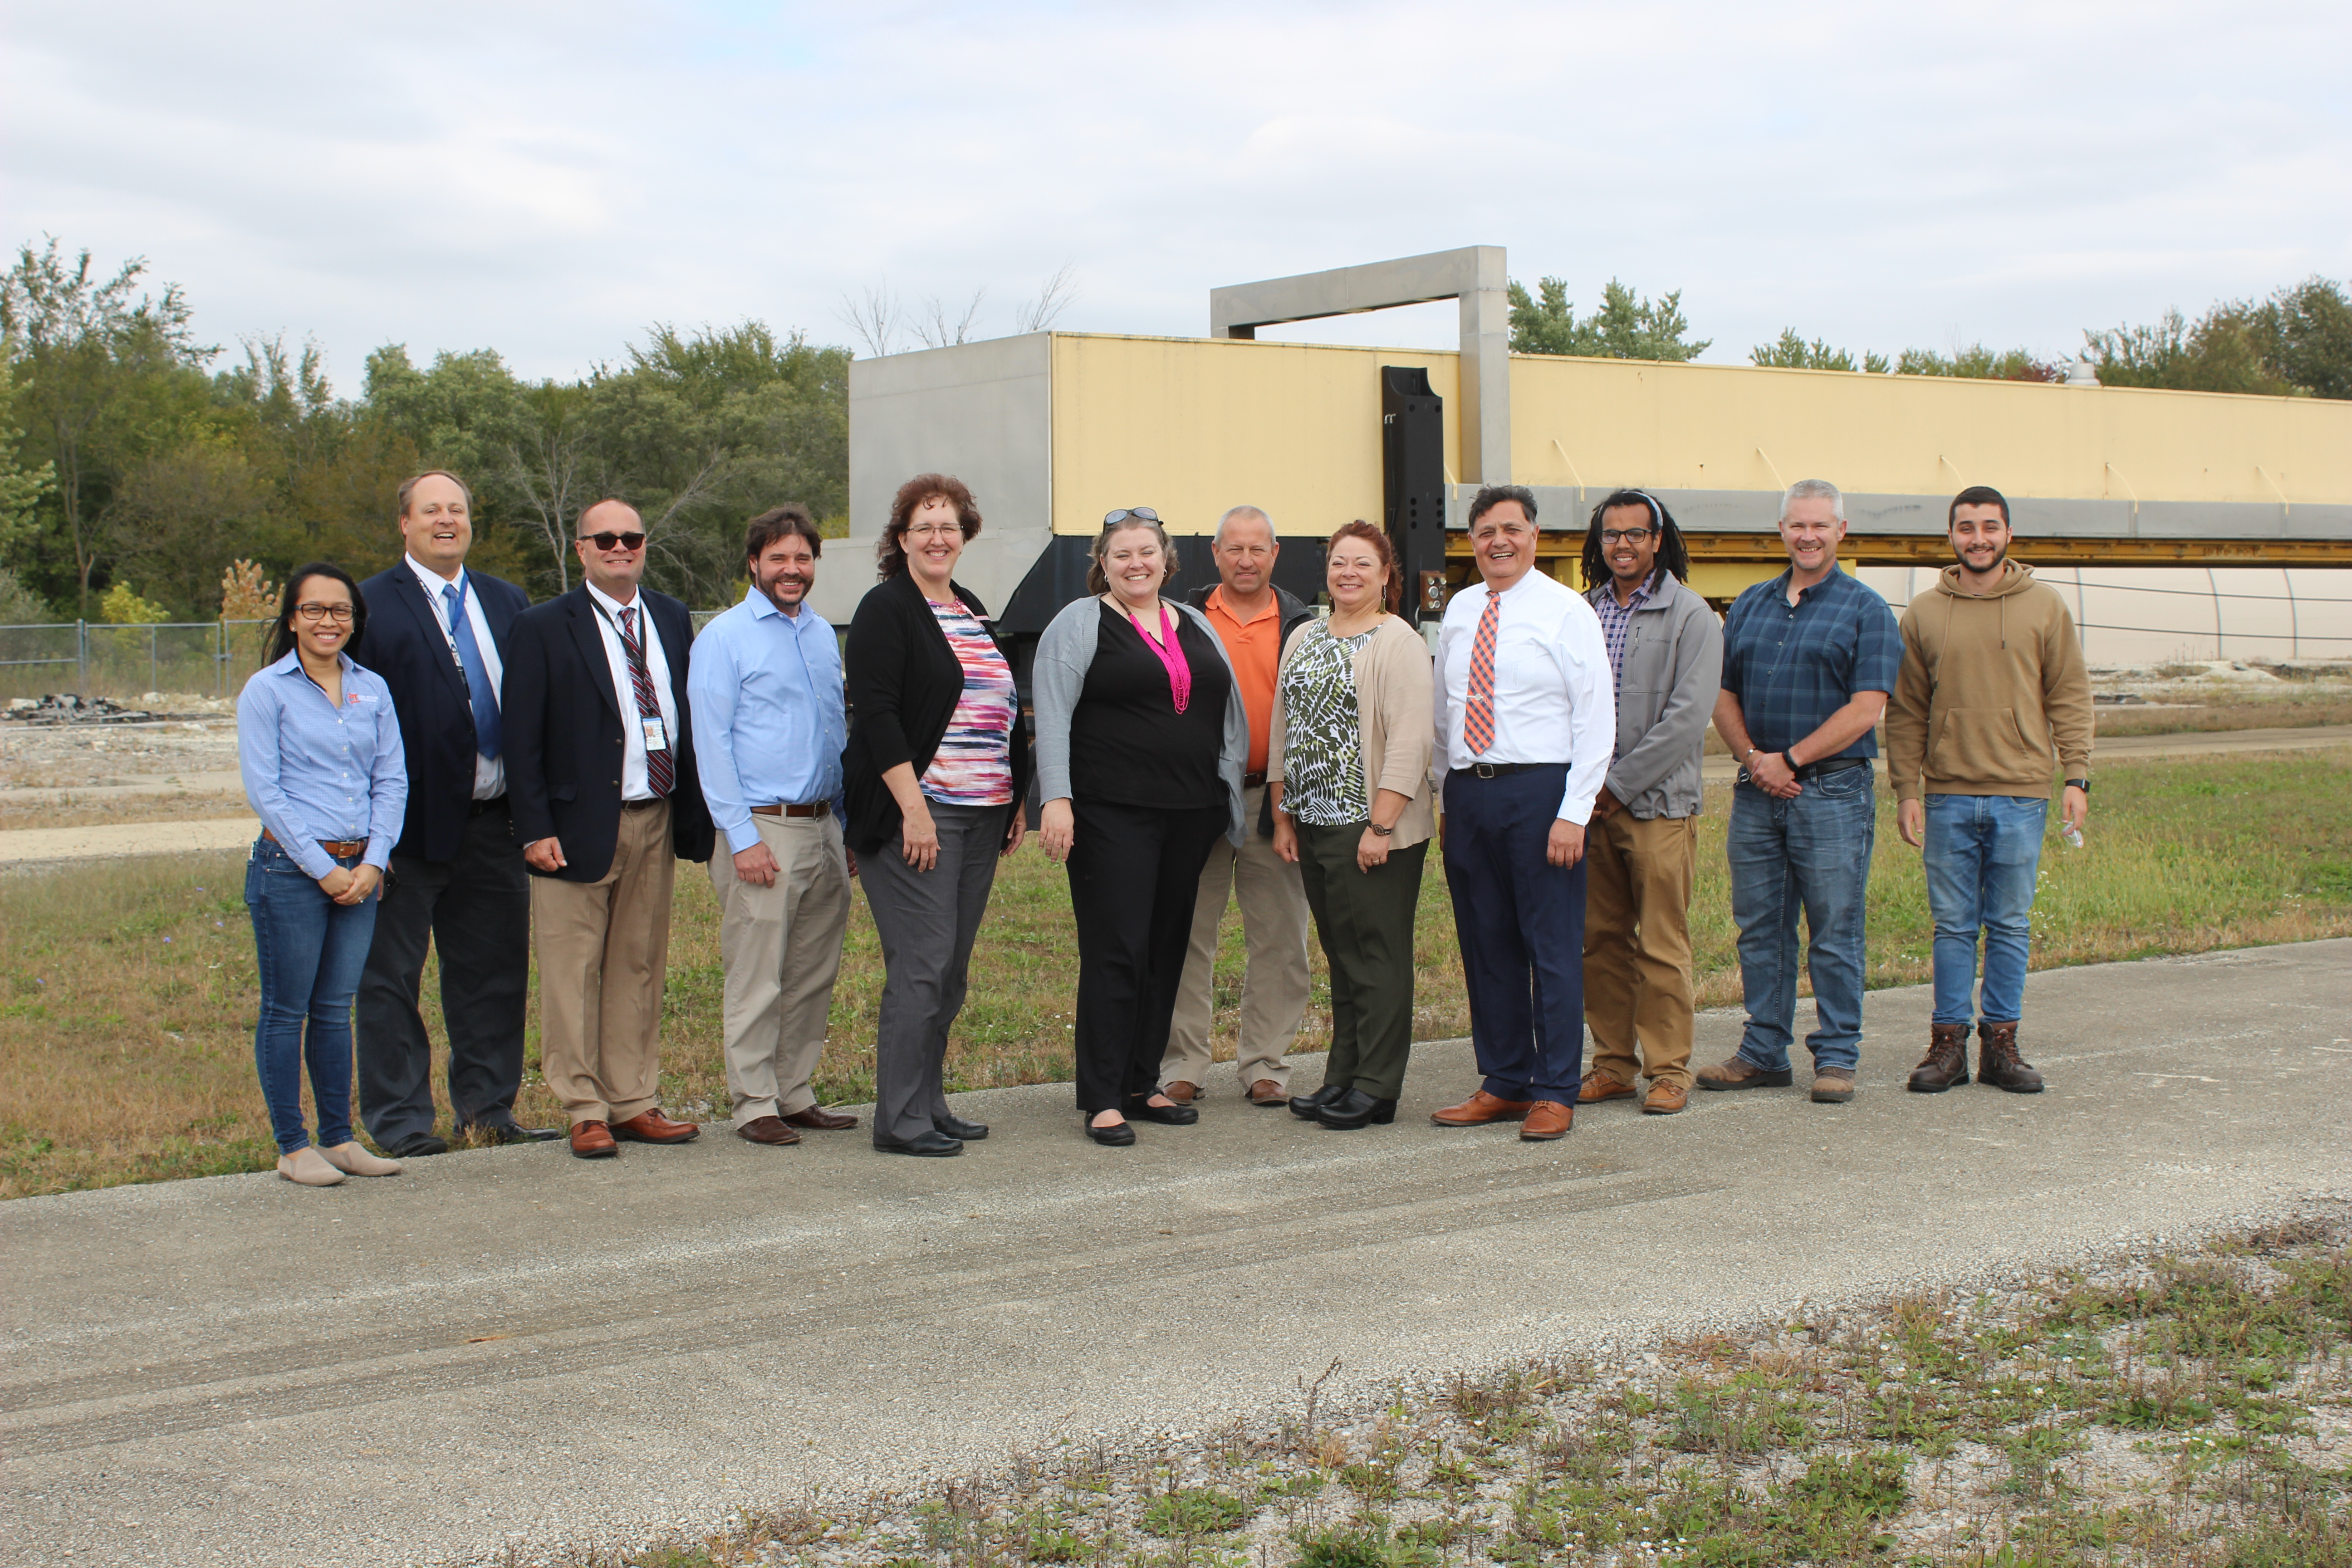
5;0;2347;391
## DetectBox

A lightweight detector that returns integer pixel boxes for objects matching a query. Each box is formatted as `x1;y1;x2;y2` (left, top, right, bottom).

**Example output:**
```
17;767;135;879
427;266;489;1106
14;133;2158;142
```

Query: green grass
3;747;2349;1197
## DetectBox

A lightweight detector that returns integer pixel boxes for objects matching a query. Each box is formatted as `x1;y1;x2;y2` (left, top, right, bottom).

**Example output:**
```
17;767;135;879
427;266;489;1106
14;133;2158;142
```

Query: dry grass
2093;693;2352;736
4;746;2348;1199
0;790;250;832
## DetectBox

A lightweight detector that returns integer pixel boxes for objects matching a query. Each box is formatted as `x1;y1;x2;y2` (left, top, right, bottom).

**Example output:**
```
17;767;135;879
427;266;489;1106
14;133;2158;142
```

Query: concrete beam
1210;247;1511;485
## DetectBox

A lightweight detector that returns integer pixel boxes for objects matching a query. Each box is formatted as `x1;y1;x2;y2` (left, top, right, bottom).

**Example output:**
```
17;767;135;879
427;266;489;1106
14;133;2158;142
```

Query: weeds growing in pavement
519;1207;2352;1568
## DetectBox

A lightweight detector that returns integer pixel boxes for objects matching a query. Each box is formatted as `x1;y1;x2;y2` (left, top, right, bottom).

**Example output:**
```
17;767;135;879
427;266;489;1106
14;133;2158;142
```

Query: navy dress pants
1441;765;1587;1104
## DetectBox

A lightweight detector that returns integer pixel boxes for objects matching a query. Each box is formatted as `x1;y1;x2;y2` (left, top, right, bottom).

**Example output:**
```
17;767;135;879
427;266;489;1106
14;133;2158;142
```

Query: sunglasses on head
579;530;647;552
1102;508;1160;527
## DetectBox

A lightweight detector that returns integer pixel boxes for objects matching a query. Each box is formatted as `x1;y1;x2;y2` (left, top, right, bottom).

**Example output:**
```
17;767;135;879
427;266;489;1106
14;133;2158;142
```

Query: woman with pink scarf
1033;510;1249;1146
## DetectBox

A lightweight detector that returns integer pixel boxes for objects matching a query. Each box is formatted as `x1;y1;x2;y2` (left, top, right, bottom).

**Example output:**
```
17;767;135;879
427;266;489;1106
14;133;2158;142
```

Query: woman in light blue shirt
237;563;410;1187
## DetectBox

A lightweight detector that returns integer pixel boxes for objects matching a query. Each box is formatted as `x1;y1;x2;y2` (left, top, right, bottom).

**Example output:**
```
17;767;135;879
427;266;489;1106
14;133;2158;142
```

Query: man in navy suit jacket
353;471;556;1157
504;499;715;1160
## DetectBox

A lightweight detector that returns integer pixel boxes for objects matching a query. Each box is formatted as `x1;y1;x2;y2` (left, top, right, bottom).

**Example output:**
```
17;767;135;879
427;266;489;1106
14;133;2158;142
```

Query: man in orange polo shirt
1166;505;1318;1107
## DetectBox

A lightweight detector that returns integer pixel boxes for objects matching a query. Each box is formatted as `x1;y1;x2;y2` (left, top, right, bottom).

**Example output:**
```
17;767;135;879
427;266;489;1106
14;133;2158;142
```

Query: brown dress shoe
1977;1021;2044;1093
569;1120;617;1159
782;1104;859;1131
1907;1023;1971;1093
1577;1070;1637;1105
1642;1081;1688;1115
1162;1081;1199;1104
1246;1079;1287;1107
735;1115;802;1146
1520;1100;1574;1140
1695;1056;1794;1091
611;1108;700;1144
1430;1090;1534;1126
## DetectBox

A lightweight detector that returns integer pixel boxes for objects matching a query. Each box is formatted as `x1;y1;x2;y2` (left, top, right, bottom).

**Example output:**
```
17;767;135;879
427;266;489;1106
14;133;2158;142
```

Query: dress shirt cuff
1556;788;1595;827
721;814;761;856
364;835;396;872
291;840;338;882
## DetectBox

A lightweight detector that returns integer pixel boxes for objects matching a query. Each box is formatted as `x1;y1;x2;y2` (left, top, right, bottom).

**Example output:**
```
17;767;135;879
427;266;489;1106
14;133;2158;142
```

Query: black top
843;572;1034;857
1070;601;1231;810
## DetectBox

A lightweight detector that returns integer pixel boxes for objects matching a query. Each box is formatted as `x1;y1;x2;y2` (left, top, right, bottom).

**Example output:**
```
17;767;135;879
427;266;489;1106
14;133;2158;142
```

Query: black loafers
875;1130;964;1157
1083;1115;1136;1147
1316;1088;1397;1130
1289;1083;1347;1121
1126;1098;1200;1126
934;1114;990;1142
387;1134;450;1158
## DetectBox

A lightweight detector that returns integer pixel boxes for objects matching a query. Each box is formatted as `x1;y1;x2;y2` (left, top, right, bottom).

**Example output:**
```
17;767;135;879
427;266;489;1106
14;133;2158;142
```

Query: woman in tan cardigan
1268;522;1436;1130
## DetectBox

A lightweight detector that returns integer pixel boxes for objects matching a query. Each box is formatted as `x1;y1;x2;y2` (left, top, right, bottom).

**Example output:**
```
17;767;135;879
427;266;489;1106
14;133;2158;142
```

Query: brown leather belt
262;828;366;858
1242;771;1268;789
751;803;827;818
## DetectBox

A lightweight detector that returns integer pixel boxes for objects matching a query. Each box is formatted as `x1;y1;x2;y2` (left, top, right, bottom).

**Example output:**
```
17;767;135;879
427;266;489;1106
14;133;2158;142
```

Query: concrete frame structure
1210;247;1511;485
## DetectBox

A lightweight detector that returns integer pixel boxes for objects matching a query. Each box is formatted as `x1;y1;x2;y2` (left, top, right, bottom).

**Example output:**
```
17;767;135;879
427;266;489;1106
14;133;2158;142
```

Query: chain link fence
0;621;276;705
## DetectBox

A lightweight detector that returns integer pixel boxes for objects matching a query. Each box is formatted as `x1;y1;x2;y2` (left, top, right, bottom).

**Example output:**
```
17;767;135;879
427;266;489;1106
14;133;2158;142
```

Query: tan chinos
1162;783;1311;1095
534;799;678;1126
707;809;851;1122
1580;810;1699;1090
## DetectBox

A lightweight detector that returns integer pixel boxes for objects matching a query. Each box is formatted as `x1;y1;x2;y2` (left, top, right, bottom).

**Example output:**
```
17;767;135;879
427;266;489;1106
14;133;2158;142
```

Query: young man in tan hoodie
1887;486;2093;1095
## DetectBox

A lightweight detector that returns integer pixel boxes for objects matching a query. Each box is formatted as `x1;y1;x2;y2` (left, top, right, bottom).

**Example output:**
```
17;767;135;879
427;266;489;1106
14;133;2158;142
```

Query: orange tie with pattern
1462;591;1500;756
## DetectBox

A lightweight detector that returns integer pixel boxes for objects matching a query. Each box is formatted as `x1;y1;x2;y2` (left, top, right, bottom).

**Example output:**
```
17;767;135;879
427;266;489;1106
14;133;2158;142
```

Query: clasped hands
316;862;381;905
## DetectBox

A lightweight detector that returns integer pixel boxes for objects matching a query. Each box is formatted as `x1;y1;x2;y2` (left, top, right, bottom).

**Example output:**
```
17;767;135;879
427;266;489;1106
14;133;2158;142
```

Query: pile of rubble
2;694;162;725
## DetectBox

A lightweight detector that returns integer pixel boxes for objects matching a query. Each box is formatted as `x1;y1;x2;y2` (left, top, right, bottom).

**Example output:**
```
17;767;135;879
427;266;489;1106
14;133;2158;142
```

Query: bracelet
1743;746;1759;764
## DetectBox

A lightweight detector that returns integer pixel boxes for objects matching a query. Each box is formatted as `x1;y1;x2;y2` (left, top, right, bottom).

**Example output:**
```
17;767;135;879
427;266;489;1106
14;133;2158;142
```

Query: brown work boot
1695;1056;1794;1092
1811;1068;1857;1104
1642;1081;1687;1115
1430;1090;1534;1127
1977;1021;2044;1093
1163;1081;1199;1105
1577;1070;1637;1105
1907;1023;1972;1093
1520;1100;1574;1140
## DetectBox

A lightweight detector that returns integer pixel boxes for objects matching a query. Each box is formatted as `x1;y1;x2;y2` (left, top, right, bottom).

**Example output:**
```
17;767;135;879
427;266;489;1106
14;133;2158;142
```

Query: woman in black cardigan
843;474;1033;1156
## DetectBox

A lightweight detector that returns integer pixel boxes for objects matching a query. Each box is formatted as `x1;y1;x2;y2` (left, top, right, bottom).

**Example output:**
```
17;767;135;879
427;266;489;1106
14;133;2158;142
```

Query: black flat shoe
1127;1097;1200;1126
1084;1115;1136;1147
387;1134;450;1158
934;1114;990;1142
875;1130;964;1157
1317;1088;1397;1130
472;1122;562;1145
1289;1083;1347;1121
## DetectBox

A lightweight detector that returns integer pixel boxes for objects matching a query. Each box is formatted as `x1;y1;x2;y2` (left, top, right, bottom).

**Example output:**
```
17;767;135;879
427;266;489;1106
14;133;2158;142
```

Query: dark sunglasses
579;530;647;552
1102;508;1160;527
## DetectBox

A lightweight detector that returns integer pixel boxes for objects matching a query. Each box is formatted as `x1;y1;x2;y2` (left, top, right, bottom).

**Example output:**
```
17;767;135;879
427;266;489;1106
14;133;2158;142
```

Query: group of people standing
236;465;2092;1186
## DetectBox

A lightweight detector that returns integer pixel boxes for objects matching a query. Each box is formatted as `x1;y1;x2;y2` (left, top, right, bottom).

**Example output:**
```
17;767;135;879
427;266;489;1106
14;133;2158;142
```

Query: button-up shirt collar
685;585;846;854
236;650;409;880
582;580;677;801
405;553;506;799
1432;569;1617;824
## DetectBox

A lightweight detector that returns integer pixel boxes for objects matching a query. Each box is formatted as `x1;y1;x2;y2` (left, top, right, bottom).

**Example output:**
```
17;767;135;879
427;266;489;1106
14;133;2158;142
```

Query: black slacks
1296;821;1427;1100
355;797;532;1146
1065;798;1230;1113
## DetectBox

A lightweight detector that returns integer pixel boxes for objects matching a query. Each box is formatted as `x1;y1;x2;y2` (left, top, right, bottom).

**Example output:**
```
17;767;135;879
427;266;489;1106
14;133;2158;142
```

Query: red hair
1326;520;1401;612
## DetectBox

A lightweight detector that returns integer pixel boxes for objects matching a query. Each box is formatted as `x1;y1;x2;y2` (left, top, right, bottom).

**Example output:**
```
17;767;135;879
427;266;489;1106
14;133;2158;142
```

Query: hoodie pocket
1927;708;2043;786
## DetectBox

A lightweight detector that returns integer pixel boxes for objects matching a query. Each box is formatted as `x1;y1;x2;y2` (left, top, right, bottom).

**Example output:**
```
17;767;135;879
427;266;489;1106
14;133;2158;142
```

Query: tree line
0;239;848;626
1507;273;2352;396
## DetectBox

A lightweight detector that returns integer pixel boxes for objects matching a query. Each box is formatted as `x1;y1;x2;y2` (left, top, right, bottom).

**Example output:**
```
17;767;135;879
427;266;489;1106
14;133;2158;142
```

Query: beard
1959;541;2009;573
760;572;811;609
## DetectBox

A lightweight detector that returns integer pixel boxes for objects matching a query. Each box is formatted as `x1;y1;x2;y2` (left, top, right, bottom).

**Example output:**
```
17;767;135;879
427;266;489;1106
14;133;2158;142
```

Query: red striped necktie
1461;592;1500;756
617;607;674;798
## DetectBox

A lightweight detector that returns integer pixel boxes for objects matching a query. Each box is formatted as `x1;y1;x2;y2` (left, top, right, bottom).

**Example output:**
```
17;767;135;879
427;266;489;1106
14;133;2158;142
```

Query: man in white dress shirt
1429;485;1615;1141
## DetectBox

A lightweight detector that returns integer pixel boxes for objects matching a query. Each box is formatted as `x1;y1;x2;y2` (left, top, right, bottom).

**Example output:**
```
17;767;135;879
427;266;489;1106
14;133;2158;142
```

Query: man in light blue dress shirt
688;505;860;1147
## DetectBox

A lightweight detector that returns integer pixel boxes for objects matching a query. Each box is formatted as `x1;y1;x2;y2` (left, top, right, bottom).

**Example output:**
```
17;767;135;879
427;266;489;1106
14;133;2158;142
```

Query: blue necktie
443;581;503;759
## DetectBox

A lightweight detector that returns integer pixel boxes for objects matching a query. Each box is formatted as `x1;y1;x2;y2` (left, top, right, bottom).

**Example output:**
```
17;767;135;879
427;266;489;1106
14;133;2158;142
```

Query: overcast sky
5;1;2347;392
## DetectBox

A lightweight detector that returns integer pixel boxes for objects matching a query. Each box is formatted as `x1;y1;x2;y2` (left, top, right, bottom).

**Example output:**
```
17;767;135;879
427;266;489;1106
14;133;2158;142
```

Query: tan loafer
319;1142;404;1177
276;1147;346;1186
1642;1081;1688;1116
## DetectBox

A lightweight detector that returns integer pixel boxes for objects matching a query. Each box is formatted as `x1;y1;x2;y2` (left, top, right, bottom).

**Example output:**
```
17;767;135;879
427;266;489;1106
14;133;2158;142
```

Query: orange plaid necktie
1461;591;1500;756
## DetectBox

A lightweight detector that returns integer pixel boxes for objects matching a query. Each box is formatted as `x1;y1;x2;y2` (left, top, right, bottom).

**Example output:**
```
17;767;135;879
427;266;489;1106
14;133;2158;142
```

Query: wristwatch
2064;778;2091;795
1368;822;1395;837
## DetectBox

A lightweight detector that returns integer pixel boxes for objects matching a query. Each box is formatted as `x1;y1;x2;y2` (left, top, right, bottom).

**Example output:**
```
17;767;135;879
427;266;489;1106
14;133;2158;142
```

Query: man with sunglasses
354;471;554;1158
1574;491;1722;1117
504;501;717;1160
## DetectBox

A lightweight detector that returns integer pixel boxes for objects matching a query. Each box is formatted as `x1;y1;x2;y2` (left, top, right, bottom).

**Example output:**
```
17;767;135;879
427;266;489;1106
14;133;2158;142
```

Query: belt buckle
1473;763;1498;780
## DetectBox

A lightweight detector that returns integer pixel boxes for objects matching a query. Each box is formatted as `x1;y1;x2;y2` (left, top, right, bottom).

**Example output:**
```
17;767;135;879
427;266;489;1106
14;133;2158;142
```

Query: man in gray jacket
1575;492;1724;1116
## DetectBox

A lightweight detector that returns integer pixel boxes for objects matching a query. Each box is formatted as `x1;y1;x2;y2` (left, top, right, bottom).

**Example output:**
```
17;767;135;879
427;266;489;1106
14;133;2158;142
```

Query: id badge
642;715;669;752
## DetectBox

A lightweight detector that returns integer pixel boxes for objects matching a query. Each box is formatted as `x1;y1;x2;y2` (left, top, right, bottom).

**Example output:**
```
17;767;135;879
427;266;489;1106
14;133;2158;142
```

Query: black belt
1242;771;1268;789
469;794;508;816
621;797;670;812
1452;761;1567;780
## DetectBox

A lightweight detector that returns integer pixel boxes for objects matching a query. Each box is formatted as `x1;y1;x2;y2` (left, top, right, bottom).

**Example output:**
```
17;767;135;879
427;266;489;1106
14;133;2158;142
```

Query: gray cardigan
1032;594;1251;847
1584;572;1724;819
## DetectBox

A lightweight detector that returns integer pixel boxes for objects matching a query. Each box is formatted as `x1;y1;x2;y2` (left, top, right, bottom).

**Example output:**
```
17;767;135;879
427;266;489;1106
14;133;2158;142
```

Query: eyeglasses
579;530;647;552
1102;508;1160;527
295;603;354;623
904;524;964;540
1601;528;1656;545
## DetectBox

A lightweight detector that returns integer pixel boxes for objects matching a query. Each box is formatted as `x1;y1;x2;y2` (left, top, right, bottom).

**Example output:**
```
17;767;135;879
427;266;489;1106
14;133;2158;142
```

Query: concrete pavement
4;939;2347;1567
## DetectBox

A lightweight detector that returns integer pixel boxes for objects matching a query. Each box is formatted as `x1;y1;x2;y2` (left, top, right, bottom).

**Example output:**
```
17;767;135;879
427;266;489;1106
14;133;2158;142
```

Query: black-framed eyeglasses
295;602;355;623
580;530;647;552
1102;508;1160;527
1601;528;1656;545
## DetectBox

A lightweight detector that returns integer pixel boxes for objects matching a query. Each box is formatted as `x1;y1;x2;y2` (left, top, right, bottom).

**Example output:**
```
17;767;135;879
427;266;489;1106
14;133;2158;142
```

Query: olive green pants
1294;821;1428;1100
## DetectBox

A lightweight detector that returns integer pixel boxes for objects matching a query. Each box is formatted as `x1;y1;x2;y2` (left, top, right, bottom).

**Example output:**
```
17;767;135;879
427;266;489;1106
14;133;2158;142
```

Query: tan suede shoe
319;1142;404;1177
276;1147;346;1186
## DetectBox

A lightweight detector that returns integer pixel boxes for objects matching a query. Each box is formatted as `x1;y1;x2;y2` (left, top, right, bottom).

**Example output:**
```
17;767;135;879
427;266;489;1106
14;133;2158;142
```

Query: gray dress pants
858;801;1009;1145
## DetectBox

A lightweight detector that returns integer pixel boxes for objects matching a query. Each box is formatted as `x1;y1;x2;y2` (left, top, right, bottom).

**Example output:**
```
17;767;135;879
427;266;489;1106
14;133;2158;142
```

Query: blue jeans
1726;769;1875;1073
1923;794;2048;1027
245;836;378;1154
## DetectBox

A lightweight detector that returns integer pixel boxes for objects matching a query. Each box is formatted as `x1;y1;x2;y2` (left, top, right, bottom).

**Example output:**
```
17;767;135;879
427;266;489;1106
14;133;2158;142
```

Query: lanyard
428;571;470;676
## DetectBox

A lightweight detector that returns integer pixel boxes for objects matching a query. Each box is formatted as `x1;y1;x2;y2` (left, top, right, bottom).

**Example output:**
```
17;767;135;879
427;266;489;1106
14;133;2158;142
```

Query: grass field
3;746;2348;1200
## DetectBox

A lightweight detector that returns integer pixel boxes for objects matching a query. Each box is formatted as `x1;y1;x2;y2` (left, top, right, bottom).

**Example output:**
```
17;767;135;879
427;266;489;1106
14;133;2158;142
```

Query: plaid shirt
1720;567;1901;759
1592;572;1655;690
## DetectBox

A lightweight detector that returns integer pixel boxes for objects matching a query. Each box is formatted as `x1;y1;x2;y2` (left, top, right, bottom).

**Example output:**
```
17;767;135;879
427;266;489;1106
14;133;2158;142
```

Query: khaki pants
1581;811;1699;1090
707;811;850;1122
533;800;677;1127
1162;784;1310;1094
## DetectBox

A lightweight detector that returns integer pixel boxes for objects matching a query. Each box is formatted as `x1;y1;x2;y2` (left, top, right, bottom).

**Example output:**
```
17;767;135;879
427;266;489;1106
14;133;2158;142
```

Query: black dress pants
1065;798;1230;1114
355;798;532;1146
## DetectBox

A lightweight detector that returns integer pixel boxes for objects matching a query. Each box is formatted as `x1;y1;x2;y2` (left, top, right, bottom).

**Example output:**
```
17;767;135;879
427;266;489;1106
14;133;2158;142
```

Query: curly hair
1087;513;1179;596
1578;489;1691;591
1326;520;1401;612
877;474;982;579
